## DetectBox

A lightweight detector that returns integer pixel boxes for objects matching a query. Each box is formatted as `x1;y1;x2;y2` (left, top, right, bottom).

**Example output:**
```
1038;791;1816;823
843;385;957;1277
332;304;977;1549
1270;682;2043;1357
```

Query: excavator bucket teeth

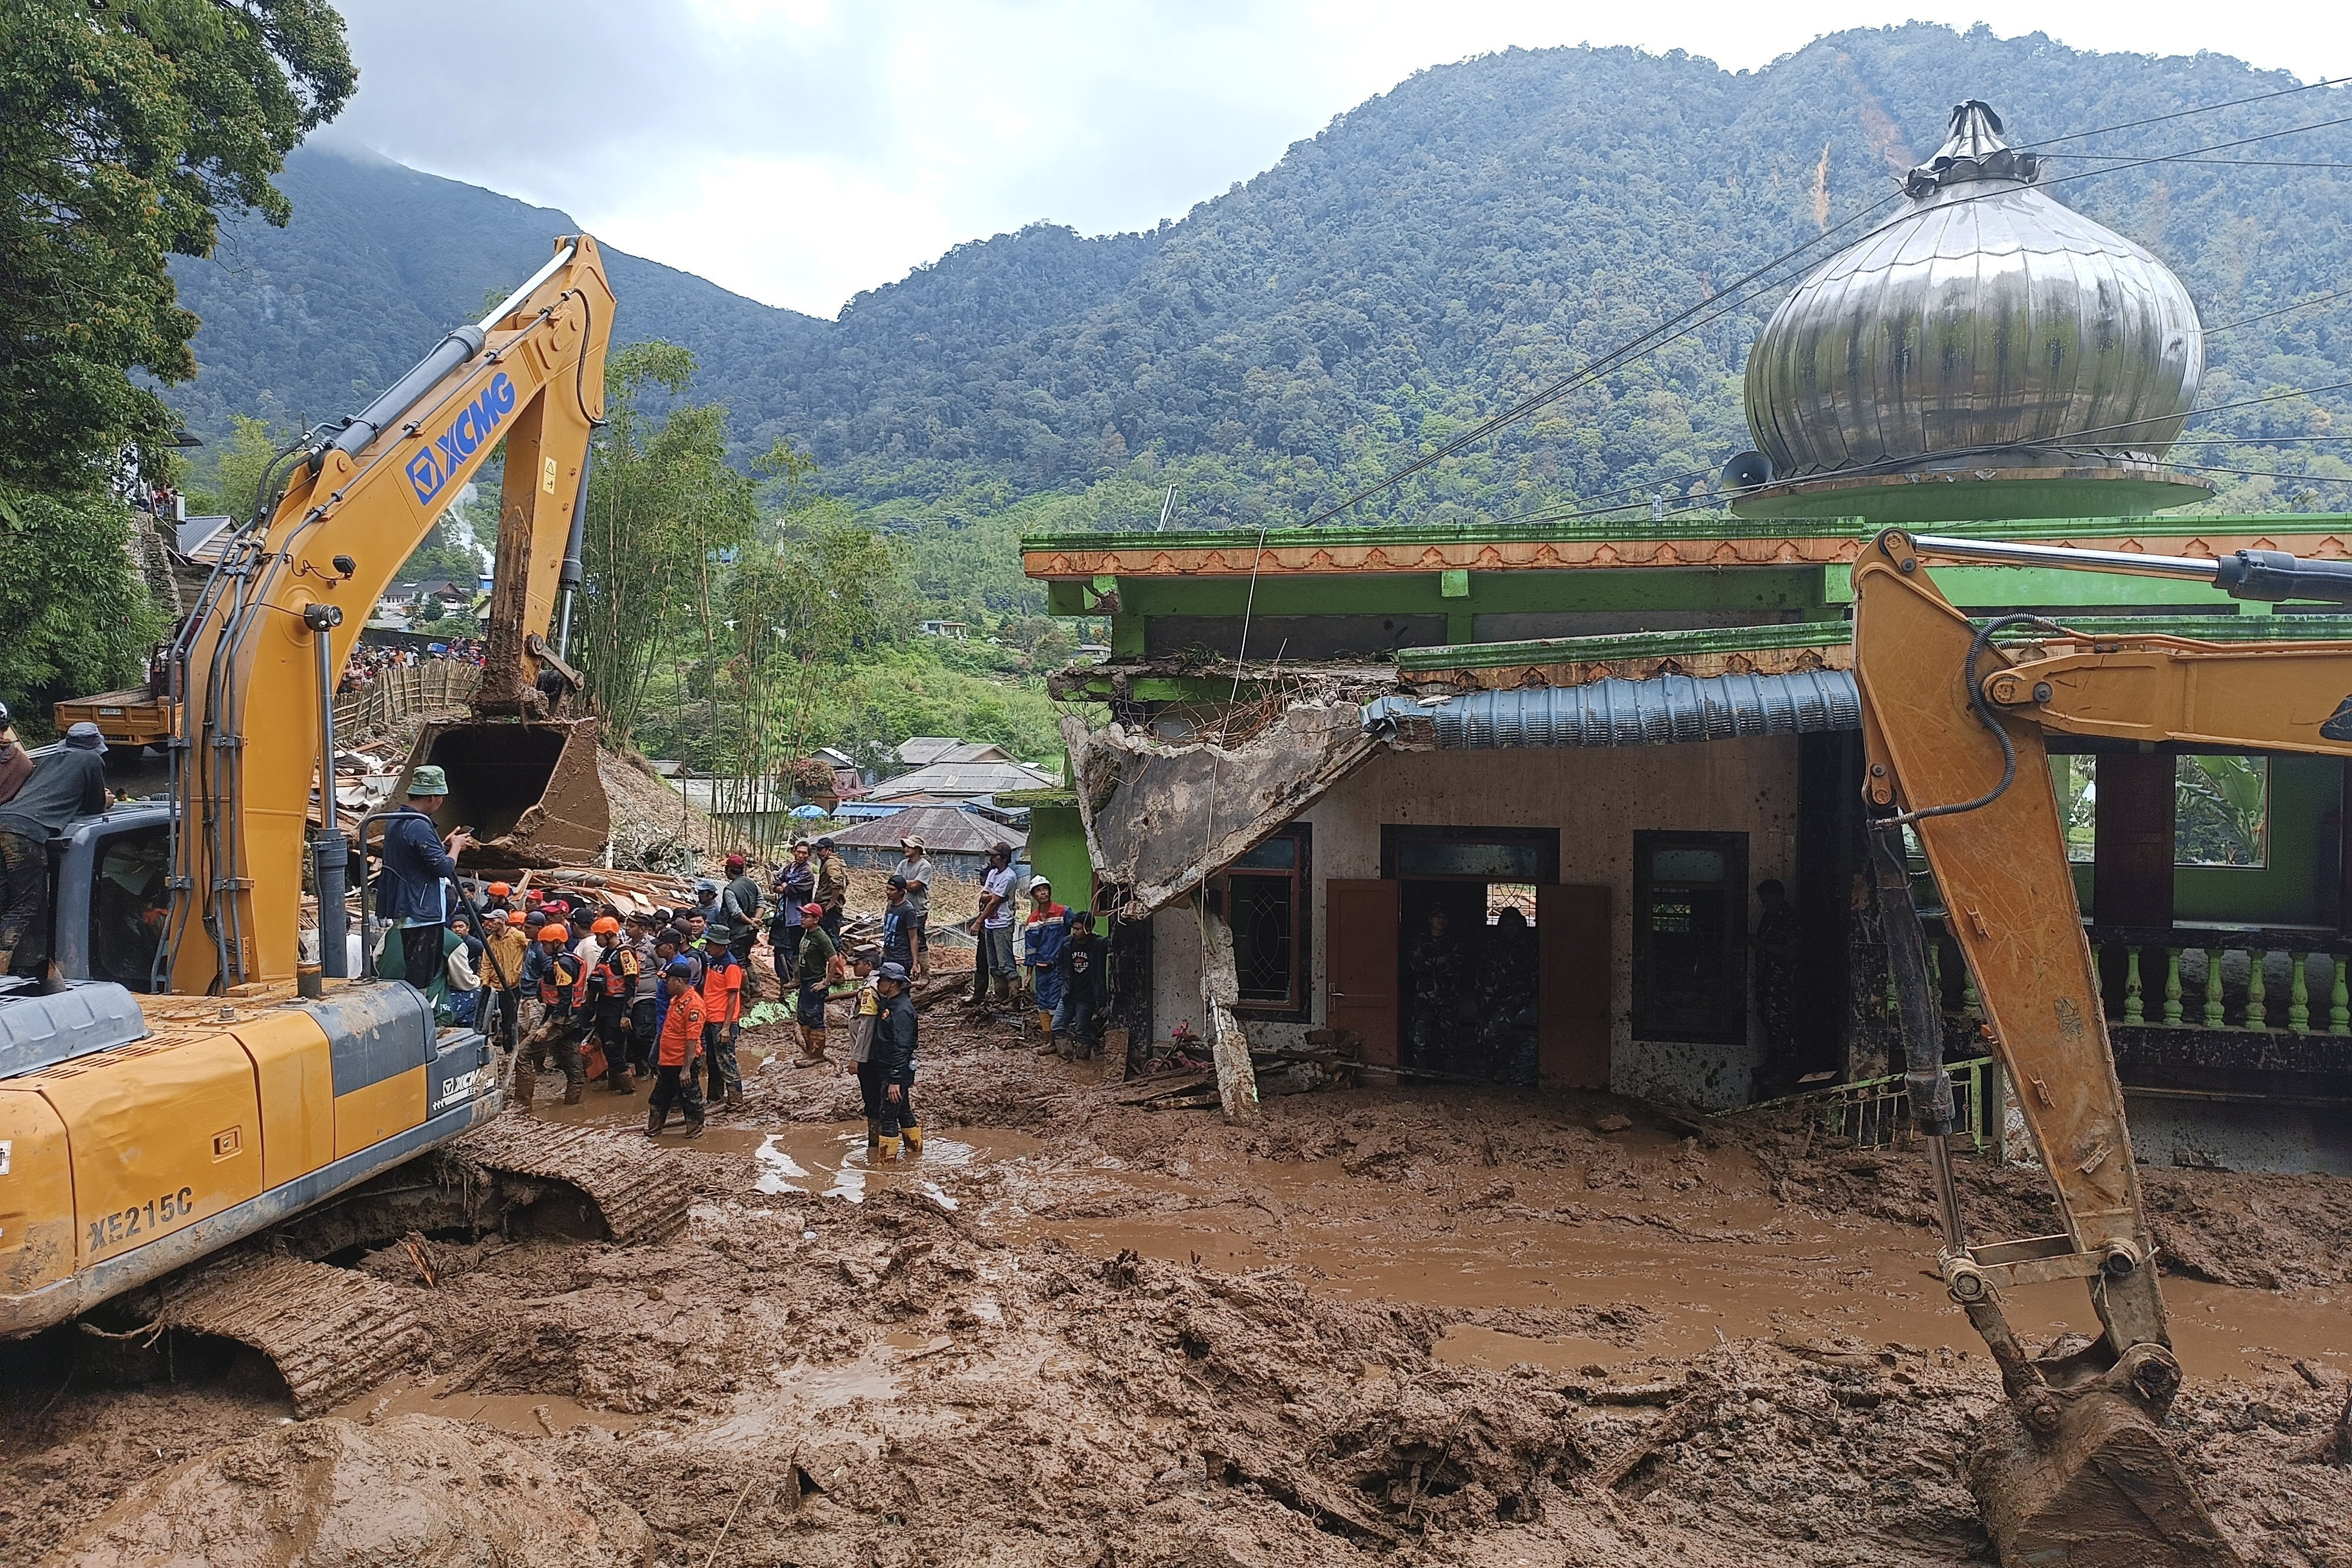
1972;1392;2242;1567
145;1252;432;1416
406;716;608;867
447;1117;691;1245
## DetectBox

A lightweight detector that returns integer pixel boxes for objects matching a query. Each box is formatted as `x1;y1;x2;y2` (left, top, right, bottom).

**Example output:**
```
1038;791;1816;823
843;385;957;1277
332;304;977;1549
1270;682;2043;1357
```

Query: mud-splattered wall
1147;737;1803;1108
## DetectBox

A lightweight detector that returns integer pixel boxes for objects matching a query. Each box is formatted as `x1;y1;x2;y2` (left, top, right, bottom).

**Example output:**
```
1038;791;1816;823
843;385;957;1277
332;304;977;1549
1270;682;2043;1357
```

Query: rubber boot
563;1081;583;1106
866;1118;881;1149
646;1102;666;1136
876;1134;902;1161
901;1124;924;1156
512;1058;538;1114
609;1065;634;1094
683;1118;706;1141
723;1084;743;1108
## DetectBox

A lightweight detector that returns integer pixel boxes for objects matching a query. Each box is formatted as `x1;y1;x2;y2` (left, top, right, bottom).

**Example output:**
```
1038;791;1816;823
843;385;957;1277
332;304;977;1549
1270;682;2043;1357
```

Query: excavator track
447;1115;693;1245
146;1252;431;1416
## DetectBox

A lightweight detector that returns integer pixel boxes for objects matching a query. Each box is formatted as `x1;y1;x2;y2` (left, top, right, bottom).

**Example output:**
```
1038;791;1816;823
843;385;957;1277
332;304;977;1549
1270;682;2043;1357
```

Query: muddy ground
5;1008;2348;1566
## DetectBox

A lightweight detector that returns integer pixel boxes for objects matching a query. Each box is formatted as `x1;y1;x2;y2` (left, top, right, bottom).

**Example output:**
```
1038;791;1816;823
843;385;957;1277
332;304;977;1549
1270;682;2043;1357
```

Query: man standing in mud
647;959;707;1139
872;961;923;1159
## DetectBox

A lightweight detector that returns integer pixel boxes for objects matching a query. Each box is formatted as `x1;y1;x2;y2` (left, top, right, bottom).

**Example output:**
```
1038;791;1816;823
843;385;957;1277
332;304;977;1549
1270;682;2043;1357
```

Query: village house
1019;511;2352;1173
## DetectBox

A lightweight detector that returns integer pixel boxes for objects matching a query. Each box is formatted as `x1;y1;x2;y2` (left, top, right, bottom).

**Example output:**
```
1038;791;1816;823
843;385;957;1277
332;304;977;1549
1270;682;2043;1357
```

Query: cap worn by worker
726;853;746;871
524;910;547;927
886;874;907;890
814;836;836;850
900;835;924;851
64;721;107;754
539;922;569;943
666;959;696;979
987;842;1011;861
407;765;449;797
800;902;825;920
877;961;910;984
701;930;730;948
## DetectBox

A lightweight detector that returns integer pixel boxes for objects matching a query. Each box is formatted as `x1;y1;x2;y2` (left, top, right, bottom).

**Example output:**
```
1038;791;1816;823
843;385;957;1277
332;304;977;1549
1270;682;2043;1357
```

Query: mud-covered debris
36;1415;651;1567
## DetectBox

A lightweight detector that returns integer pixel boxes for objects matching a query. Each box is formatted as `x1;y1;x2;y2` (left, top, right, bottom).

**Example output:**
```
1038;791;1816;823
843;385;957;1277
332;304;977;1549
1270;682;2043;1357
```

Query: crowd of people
336;638;488;696
372;771;954;1155
370;768;1120;1150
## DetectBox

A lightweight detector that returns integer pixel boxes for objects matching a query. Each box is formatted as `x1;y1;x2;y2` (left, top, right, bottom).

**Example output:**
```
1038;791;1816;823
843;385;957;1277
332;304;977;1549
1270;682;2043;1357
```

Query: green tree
1;0;355;487
572;342;760;745
0;489;169;735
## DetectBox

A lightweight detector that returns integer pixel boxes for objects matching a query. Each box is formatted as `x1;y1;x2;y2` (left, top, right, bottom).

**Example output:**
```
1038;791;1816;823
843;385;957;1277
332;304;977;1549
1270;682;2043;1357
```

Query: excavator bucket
1972;1393;2240;1567
403;716;609;867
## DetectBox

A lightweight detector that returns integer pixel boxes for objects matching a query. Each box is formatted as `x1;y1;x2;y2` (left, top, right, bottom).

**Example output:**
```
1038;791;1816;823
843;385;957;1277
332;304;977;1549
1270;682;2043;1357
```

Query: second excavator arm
1851;528;2352;1566
162;238;614;996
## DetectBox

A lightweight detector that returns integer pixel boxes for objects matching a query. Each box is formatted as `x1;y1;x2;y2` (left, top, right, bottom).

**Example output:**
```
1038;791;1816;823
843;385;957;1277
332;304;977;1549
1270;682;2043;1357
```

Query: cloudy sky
319;1;2352;319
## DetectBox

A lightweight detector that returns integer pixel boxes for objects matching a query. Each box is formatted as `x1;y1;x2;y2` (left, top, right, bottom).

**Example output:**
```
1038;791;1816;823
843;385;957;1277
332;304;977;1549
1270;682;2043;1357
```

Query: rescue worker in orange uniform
587;915;641;1094
647;959;707;1139
516;921;589;1107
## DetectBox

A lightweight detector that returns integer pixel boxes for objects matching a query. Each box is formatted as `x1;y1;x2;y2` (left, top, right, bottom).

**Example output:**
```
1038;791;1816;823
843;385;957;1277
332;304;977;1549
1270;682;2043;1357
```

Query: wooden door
1538;883;1612;1089
1325;879;1399;1068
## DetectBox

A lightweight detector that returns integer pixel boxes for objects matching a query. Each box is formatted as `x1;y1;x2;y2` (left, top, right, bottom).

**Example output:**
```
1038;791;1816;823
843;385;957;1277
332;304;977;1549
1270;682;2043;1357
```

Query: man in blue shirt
376;765;475;994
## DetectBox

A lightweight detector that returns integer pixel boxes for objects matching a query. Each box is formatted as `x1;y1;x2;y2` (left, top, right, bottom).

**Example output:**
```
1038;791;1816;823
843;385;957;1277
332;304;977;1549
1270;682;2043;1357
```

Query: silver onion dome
1742;101;2203;483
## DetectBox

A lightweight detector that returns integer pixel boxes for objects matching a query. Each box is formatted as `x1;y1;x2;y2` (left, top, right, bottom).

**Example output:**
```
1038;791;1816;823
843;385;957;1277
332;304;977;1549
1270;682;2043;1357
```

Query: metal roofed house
828;804;1025;878
866;758;1058;805
897;737;1015;767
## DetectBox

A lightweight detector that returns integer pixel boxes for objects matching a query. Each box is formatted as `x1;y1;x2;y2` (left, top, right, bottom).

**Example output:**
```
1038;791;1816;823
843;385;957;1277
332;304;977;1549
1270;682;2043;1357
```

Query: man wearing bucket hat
377;764;475;998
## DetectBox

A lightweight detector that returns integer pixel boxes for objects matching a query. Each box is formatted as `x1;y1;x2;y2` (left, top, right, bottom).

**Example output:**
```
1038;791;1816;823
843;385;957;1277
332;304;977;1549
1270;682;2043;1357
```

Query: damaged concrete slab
1061;693;1388;917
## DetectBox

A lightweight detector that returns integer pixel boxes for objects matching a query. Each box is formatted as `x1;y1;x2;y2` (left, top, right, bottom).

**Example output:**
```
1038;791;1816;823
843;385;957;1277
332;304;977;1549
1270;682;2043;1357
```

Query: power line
2017;75;2348;150
2043;155;2352;168
2207;287;2352;334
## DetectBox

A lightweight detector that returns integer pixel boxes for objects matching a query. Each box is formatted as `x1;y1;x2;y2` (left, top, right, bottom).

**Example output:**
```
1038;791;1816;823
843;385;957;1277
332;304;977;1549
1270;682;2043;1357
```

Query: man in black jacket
871;961;924;1159
0;722;112;976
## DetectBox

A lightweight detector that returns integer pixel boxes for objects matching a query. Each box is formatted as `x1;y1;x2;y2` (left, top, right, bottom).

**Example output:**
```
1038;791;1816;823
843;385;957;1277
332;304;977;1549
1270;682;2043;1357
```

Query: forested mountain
169;24;2352;529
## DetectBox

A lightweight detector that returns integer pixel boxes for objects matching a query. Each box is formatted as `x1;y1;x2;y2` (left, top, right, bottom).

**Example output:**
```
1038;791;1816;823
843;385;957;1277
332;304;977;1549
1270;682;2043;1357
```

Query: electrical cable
2043;155;2352;168
2207;287;2352;334
2016;75;2347;150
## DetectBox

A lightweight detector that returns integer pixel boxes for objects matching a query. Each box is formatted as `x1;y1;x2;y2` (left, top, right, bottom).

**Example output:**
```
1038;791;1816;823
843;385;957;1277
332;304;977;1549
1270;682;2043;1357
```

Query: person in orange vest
697;929;746;1107
587;916;642;1094
646;959;707;1139
516;921;589;1108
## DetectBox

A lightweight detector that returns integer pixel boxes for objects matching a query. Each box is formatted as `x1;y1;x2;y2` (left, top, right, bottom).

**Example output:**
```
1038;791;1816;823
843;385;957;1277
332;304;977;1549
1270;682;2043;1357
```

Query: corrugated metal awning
1362;669;1860;750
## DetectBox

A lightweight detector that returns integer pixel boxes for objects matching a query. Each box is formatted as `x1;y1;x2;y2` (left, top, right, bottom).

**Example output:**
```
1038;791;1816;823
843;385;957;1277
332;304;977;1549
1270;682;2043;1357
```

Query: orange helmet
591;915;620;937
502;910;523;925
488;881;512;897
539;922;569;944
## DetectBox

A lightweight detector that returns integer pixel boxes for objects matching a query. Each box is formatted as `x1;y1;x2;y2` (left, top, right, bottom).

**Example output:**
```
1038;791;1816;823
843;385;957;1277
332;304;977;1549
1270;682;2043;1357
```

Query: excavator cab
402;716;607;868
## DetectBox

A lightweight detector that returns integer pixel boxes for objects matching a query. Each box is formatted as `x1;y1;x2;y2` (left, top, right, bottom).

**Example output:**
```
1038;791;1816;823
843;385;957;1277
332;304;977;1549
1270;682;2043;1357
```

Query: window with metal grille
1228;825;1309;1018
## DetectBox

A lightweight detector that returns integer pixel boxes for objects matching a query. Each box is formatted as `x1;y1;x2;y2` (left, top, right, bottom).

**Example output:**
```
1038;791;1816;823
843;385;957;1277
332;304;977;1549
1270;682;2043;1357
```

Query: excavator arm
1851;528;2352;1566
162;238;614;995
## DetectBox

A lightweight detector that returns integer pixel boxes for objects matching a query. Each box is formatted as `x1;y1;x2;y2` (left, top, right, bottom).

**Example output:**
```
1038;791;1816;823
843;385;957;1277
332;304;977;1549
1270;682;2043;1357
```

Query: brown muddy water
526;1094;2351;1386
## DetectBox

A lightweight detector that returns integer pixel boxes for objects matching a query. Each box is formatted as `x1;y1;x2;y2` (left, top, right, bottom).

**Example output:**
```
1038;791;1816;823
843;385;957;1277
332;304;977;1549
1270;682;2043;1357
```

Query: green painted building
1023;512;2352;1170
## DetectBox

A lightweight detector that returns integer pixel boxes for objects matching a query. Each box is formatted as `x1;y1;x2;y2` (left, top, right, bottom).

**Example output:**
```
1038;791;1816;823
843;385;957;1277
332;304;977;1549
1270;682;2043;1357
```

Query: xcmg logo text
405;372;517;505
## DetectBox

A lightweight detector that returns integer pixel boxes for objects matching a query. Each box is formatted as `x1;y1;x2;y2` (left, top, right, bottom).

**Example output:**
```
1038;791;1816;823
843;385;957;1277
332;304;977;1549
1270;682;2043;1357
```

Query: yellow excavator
0;238;686;1412
1852;527;2352;1566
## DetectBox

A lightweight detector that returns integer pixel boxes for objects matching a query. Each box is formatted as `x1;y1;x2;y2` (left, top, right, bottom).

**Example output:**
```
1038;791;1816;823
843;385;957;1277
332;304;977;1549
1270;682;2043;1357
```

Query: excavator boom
163;238;614;994
1852;529;2352;1566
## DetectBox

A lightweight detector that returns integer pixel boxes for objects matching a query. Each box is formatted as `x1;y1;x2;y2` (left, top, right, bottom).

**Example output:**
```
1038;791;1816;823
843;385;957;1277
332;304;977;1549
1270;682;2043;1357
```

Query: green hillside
169;24;2352;533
